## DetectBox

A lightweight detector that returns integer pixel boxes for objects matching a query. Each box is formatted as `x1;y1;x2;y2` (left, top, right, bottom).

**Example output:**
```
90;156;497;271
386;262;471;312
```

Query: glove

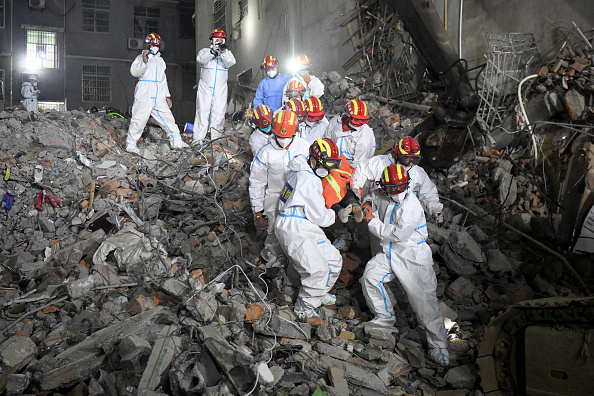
352;204;364;223
361;202;374;223
433;211;444;226
254;212;268;239
219;43;227;51
254;211;267;226
210;48;219;57
337;204;352;223
166;97;172;108
142;50;149;63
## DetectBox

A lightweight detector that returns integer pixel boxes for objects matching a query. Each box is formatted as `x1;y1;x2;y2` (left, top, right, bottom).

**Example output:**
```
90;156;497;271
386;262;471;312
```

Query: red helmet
272;109;298;138
394;136;421;166
297;55;311;70
284;99;306;121
285;80;306;99
379;164;410;196
262;56;278;70
253;105;273;130
145;33;162;47
210;29;226;39
304;97;325;121
344;99;370;127
309;138;342;170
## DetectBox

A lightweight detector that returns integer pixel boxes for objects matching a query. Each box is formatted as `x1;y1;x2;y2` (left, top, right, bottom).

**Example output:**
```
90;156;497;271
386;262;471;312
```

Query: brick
207;232;216;241
14;330;30;337
337;306;358;320
190;269;205;286
126;296;148;315
99;178;121;193
342;256;360;272
338;271;354;286
42;302;63;314
305;317;322;326
337;330;356;341
245;304;264;322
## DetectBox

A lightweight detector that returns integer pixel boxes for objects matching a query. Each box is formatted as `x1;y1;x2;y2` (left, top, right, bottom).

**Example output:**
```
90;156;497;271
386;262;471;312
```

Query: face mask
305;119;317;127
389;191;406;204
348;121;360;131
260;125;272;134
149;46;160;55
275;136;292;148
314;167;329;178
267;69;278;78
299;70;310;76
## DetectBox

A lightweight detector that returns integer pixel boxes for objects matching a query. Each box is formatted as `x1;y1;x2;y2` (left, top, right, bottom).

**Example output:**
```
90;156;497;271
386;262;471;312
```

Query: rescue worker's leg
150;100;188;149
126;83;152;153
192;83;212;144
318;239;342;292
261;209;286;268
360;253;397;326
391;255;449;365
210;84;228;140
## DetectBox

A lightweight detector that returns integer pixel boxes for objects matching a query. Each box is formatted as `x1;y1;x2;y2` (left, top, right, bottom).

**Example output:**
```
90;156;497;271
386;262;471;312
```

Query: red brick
338;271;354;286
245;304;264;322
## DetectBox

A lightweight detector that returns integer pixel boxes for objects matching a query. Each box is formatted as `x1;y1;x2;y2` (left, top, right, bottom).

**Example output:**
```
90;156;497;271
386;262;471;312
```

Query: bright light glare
25;55;42;70
286;57;301;76
444;317;457;332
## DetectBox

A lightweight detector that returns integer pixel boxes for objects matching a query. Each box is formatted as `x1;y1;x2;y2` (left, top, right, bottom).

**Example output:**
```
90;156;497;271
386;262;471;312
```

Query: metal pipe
371;94;433;112
458;0;463;57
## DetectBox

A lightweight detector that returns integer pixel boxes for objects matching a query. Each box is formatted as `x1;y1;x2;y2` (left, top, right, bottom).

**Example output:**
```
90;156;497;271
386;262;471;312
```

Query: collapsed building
1;1;594;395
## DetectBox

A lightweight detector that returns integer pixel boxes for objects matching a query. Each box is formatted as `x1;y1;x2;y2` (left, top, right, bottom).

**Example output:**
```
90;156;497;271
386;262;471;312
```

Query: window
82;65;111;103
82;0;110;33
214;0;226;32
134;6;160;39
38;101;66;111
26;29;58;69
0;0;5;29
179;0;195;39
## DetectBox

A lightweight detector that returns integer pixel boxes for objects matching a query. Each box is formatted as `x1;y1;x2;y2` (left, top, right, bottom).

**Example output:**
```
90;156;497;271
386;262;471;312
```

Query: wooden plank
346;23;366;70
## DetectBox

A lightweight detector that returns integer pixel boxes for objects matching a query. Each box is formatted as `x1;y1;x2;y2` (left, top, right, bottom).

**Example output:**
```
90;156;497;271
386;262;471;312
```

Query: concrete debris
1;11;594;396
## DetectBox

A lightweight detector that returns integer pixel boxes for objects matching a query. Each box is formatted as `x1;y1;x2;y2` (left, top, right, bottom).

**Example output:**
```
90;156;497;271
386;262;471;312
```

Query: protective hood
287;154;310;172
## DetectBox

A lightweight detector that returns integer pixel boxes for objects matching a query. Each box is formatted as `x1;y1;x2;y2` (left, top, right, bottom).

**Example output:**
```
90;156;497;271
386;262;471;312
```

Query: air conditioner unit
29;0;46;9
127;38;144;50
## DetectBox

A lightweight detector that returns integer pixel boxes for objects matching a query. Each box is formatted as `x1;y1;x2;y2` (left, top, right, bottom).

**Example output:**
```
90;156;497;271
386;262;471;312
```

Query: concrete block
0;335;37;368
139;325;182;391
315;342;351;361
327;366;349;395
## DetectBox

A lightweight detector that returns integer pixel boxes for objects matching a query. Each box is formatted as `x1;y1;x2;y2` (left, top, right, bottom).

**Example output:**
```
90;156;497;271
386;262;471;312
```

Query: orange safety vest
322;155;354;208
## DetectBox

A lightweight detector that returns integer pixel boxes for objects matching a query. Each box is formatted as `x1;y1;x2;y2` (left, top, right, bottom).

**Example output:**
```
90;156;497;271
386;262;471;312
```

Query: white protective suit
360;188;448;358
249;128;272;157
126;52;186;150
275;155;343;317
298;117;329;144
249;136;311;264
352;154;443;215
21;82;40;113
281;74;324;106
324;115;376;168
193;47;236;142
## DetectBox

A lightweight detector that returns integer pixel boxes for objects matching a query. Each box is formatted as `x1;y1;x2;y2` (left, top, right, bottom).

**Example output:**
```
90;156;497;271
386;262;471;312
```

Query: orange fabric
302;74;311;85
321;155;354;208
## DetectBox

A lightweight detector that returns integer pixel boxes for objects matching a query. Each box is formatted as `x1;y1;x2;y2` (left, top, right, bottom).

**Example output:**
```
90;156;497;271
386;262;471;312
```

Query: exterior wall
194;0;358;101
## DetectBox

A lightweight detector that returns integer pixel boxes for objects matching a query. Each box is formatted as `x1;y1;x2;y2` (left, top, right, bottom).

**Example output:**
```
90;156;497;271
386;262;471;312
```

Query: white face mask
348;121;360;131
149;46;160;55
305;119;317;127
314;167;329;178
267;69;278;78
389;191;406;204
275;136;292;148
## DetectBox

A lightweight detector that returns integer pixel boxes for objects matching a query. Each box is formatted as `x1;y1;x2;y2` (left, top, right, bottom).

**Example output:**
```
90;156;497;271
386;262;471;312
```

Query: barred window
134;6;160;39
82;65;111;103
26;29;58;69
213;0;226;32
82;0;110;33
0;0;5;29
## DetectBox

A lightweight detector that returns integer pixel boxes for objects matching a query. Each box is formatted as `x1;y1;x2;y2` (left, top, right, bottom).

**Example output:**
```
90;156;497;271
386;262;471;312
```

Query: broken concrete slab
138;325;182;391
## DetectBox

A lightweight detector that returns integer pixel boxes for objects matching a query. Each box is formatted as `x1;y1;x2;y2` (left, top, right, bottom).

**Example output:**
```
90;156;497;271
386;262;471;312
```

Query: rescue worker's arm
352;128;376;168
196;48;213;65
248;148;268;213
309;77;325;98
367;202;417;242
21;84;33;99
304;180;336;228
220;49;236;68
351;156;376;191
130;55;148;78
415;167;443;214
253;80;265;107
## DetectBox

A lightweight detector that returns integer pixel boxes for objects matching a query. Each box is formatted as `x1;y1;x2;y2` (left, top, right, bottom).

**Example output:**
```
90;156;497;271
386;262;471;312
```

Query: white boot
294;299;319;322
320;293;337;306
428;347;450;366
126;144;140;154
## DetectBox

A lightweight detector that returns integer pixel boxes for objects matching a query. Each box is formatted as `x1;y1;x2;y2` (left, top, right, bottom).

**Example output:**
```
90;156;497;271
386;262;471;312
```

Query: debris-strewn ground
2;36;594;394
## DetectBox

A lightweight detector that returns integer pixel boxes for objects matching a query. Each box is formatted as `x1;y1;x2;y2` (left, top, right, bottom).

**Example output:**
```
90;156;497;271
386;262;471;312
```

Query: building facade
0;0;196;122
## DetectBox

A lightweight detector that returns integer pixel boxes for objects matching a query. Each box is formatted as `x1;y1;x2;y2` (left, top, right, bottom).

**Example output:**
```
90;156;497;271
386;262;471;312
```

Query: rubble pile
0;104;589;396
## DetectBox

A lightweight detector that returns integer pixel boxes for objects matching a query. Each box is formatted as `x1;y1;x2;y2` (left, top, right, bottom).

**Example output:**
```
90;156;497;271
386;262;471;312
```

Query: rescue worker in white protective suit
249;109;311;268
21;75;40;113
352;136;443;224
283;99;307;140
282;55;324;99
249;104;274;156
300;96;329;144
324;99;376;168
192;29;236;146
281;79;307;108
359;163;449;366
126;33;188;154
275;138;344;321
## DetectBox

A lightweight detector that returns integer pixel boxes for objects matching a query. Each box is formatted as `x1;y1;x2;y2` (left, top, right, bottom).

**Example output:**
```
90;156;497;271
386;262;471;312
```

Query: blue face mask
299;70;310;76
260;125;272;133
